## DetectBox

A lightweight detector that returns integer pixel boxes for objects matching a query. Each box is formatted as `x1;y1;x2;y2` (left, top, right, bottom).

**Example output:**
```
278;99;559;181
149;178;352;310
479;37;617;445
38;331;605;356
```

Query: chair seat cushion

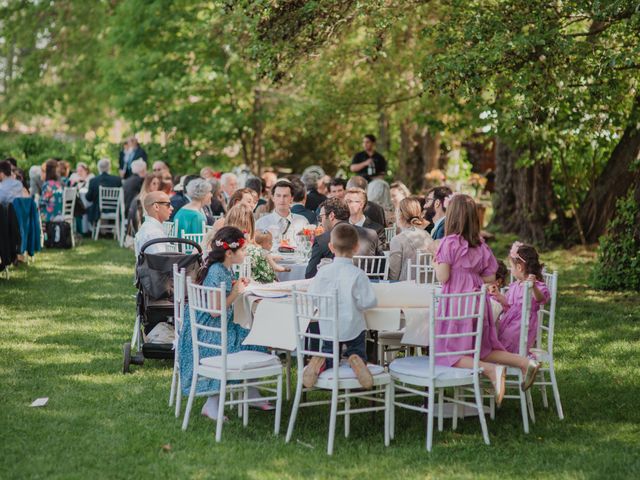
318;362;385;380
200;351;281;371
389;355;474;380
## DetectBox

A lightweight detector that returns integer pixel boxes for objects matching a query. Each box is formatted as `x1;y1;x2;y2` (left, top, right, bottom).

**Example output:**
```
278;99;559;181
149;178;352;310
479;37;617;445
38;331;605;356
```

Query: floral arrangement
298;225;325;243
425;169;446;186
467;173;487;197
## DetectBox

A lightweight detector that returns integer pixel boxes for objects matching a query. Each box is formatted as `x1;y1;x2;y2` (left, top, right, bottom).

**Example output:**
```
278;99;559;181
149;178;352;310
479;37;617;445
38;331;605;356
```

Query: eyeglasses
317;212;326;222
154;201;171;207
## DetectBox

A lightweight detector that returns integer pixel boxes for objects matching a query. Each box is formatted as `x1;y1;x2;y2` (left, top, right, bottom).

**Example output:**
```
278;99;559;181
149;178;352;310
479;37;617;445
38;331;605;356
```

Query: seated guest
290;178;317;224
328;177;347;200
86;158;122;225
345;187;386;248
387;197;434;281
228;187;258;212
173;178;211;236
0;160;27;205
424;185;452;240
28;165;43;198
245;176;266;211
255;180;309;246
127;174;163;234
169;174;199;220
347;175;386;227
72;162;94;189
207;178;226;216
39;159;64;222
153;160;170;175
220;172;238;204
302;167;327;211
123;159;147;216
304;223;378;389
305;198;381;278
390;181;411;211
161;171;174;195
368;178;394;225
134;191;173;256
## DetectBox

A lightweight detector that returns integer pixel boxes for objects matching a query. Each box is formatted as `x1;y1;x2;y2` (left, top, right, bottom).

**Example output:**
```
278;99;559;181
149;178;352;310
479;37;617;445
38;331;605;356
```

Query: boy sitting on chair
304;223;378;389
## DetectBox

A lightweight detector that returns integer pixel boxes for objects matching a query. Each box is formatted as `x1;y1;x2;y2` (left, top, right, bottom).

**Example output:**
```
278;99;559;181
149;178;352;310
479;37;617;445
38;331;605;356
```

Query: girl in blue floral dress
178;226;271;421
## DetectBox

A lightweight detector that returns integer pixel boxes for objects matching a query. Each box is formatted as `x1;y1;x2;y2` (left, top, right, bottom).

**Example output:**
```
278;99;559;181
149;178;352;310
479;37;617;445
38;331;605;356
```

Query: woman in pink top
432;194;540;406
498;242;550;354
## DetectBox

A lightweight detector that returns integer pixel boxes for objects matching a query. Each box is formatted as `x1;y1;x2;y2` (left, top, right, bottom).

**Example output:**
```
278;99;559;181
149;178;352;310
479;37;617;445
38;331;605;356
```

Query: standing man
255;180;309;246
118;136;148;179
424;186;452;240
350;134;387;182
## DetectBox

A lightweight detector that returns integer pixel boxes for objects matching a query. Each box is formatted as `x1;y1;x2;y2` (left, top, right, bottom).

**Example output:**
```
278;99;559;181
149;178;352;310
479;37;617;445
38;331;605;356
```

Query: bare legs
454;350;529;384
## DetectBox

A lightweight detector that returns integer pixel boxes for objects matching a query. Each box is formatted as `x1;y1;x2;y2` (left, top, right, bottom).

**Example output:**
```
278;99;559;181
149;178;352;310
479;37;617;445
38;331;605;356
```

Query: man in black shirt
350;134;387;181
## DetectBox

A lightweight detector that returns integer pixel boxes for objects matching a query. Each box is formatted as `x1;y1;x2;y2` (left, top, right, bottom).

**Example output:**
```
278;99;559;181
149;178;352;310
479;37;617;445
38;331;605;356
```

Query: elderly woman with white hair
367;178;394;225
172;177;212;236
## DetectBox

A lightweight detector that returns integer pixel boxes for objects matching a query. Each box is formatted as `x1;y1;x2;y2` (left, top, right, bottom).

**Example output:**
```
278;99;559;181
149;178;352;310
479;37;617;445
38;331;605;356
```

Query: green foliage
0;133;103;169
592;189;640;291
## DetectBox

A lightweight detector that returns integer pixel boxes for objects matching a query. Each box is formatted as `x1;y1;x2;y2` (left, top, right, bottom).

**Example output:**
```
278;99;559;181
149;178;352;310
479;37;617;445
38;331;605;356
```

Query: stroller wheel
123;342;132;374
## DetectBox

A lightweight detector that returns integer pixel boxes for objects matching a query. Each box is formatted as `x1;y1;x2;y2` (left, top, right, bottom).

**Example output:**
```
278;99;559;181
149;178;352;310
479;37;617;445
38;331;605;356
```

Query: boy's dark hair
5;157;17;168
330;223;359;254
322;198;350;221
495;260;508;285
0;160;12;177
330;177;347;189
364;134;377;143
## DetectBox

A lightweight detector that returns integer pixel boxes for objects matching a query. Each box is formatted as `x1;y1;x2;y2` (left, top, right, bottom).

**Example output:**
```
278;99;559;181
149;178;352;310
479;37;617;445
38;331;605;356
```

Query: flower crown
509;241;526;263
215;237;245;250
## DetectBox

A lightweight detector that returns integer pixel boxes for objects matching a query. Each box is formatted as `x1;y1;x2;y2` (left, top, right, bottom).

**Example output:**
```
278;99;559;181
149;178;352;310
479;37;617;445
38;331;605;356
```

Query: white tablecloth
236;281;434;351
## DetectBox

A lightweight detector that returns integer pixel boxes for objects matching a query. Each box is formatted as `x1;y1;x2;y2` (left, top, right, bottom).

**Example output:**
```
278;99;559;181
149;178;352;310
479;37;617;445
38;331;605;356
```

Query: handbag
44;221;73;249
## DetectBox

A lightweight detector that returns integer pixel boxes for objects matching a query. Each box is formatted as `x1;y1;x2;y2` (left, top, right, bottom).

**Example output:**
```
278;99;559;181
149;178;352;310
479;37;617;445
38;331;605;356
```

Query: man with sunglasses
134;191;173;256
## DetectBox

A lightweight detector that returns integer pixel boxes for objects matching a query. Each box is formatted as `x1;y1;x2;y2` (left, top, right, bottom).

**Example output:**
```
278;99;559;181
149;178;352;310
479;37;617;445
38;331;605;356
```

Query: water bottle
367;158;375;176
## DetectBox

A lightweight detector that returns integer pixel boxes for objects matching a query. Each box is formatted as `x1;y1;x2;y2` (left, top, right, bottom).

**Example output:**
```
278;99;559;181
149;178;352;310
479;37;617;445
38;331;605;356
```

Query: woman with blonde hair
387;196;434;281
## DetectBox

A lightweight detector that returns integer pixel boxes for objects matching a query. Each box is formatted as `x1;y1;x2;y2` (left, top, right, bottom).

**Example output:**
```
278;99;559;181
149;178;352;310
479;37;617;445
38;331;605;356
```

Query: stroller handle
139;237;204;255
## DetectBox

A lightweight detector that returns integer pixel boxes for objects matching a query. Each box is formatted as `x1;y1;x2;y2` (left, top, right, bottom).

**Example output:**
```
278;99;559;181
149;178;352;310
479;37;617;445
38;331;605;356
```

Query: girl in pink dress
498;242;550;354
432;194;540;405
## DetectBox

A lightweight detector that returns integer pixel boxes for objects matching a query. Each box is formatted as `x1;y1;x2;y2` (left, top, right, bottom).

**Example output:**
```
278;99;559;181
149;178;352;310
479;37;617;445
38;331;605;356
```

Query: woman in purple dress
432;194;540;406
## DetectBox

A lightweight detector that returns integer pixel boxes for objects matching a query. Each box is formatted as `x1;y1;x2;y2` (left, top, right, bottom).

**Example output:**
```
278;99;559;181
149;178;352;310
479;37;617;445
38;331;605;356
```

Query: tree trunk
492;139;554;245
578;94;640;242
378;109;390;155
398;120;440;192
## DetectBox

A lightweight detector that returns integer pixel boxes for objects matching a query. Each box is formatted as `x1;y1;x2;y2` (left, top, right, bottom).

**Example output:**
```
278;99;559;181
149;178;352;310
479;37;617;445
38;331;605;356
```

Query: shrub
591;188;640;291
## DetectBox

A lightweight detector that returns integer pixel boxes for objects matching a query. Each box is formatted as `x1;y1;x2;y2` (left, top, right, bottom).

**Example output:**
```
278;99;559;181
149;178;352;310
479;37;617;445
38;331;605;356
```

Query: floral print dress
247;244;277;283
39;180;63;222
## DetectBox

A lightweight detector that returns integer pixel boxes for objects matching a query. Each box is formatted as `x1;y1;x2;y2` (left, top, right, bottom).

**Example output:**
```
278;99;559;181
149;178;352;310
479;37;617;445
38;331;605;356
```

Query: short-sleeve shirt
351;151;387;181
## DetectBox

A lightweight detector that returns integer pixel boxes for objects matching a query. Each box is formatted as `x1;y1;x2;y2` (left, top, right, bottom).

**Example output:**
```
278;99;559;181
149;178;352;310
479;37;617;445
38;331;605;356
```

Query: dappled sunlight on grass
1;239;639;479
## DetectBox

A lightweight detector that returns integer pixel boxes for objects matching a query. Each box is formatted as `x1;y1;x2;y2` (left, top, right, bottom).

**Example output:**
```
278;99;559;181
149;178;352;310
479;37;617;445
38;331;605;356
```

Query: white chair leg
181;375;198;431
93;220;100;240
526;389;535;423
539;370;549;408
327;387;339;455
473;376;490;445
426;386;435;452
274;374;283;435
390;383;396;440
243;381;249;427
344;389;350;438
169;363;178;407
452;388;459;431
437;388;444;432
549;363;564;420
286;376;303;443
215;381;227;442
175;377;182;418
489;392;496;420
384;383;391;447
285;352;292;401
519;380;530;434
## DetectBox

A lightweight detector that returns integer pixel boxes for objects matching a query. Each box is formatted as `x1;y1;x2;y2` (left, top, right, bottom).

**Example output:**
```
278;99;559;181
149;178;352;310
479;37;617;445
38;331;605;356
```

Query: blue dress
178;262;266;396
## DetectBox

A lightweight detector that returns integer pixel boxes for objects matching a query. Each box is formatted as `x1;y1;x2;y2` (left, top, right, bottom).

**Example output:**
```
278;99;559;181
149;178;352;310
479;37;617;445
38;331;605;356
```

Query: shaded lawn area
1;239;639;479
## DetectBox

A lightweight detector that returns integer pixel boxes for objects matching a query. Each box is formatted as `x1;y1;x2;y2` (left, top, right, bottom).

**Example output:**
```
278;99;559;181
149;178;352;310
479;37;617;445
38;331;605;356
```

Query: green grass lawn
1;239;639;479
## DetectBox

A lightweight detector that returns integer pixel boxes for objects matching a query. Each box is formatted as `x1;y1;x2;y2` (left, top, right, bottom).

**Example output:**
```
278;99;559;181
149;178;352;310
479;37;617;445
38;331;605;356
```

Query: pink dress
435;234;505;366
498;280;550;354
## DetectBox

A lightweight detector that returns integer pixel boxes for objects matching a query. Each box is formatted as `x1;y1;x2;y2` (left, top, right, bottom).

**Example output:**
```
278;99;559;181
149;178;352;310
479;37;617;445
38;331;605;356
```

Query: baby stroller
122;237;203;373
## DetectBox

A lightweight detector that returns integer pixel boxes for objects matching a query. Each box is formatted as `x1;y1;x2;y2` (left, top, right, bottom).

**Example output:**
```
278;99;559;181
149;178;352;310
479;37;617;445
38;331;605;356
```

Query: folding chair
531;271;564;419
389;287;490;451
93;186;123;242
62;187;77;248
181;277;284;442
353;255;389;280
286;287;391;455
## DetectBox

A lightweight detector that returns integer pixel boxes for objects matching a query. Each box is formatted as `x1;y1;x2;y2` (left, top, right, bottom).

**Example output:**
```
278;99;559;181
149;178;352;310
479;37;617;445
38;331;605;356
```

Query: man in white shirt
255;180;309;246
345;187;386;248
134;191;173;256
305;223;378;389
220;172;238;204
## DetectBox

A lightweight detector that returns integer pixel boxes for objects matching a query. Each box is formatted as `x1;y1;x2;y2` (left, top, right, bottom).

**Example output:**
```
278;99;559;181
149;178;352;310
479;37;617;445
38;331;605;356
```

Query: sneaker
303;356;325;388
348;354;374;390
